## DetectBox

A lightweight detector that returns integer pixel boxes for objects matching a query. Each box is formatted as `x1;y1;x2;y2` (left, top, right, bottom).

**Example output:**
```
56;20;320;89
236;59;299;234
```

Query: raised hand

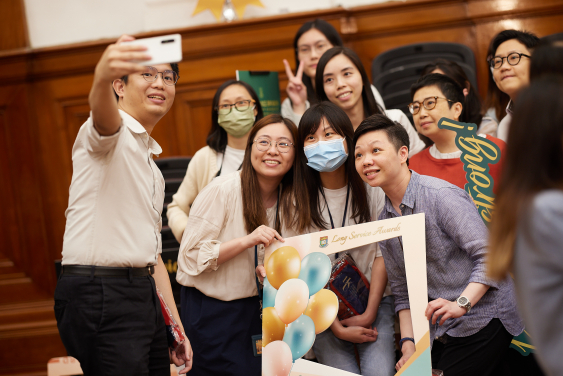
283;59;308;115
94;34;150;84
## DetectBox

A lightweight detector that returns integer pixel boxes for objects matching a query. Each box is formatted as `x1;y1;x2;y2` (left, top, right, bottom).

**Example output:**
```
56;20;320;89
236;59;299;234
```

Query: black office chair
372;42;477;121
155;156;192;180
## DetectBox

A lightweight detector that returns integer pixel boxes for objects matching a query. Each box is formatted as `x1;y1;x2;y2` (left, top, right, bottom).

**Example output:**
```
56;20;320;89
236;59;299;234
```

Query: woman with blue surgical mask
167;80;264;242
293;102;396;376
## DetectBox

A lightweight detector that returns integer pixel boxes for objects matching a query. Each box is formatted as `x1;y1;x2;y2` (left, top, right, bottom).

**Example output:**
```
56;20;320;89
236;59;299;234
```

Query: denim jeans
312;295;396;376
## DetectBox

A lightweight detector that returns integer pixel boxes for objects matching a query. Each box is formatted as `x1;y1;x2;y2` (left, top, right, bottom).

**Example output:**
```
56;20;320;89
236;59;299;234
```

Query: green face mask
218;107;255;138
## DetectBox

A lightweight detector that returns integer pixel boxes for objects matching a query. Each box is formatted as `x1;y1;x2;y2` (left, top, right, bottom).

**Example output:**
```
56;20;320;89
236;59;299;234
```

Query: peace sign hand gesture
283;59;308;115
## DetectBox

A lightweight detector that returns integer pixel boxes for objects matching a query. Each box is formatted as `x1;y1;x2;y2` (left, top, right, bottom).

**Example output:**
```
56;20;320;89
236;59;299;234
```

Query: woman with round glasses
407;73;506;191
281;19;385;127
288;101;395;376
315;46;425;157
487;30;539;142
167;80;264;242
176;114;297;375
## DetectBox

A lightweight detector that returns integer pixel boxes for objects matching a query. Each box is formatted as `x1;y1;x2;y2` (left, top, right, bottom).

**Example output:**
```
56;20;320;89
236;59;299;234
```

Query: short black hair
353;114;410;155
410;73;465;121
488;30;540;59
113;63;180;101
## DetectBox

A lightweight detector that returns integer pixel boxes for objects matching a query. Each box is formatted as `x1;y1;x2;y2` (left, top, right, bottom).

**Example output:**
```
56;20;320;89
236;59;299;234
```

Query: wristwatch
456;296;471;313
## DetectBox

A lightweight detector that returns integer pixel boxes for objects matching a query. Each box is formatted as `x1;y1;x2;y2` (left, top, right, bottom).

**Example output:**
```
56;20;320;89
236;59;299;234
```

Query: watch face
458;297;468;306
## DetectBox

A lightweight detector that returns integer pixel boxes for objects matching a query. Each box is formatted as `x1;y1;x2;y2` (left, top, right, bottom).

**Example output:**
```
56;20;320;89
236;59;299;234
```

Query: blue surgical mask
304;138;348;172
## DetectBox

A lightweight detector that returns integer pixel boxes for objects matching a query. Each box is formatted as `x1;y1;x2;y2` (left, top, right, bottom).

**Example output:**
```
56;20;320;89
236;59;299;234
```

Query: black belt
61;265;155;277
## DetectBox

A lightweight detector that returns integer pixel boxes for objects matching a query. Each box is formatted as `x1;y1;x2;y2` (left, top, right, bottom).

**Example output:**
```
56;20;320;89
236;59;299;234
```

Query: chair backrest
372;42;477;121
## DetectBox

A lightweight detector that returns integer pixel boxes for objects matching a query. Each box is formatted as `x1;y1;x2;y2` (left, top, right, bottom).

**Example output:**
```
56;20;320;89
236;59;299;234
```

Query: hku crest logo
319;236;328;248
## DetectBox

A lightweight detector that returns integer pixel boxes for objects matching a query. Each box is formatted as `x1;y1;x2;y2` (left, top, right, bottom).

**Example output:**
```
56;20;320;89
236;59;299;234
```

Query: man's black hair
353;114;410;156
113;63;180;101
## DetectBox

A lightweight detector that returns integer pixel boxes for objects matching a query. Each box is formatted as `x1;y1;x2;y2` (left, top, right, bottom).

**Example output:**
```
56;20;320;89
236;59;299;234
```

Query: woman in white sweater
176;114;297;375
167;80;264;242
315;47;425;157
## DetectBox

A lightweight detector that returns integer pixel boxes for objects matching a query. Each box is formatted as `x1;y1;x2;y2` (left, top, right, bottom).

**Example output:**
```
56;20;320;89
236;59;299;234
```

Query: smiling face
114;63;176;125
492;39;532;99
303;117;347;152
297;28;334;80
251;122;295;181
322;54;364;113
412;85;462;141
354;130;408;190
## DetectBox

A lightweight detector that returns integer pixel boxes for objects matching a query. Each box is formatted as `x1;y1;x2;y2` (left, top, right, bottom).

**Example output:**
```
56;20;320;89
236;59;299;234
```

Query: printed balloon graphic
263;277;277;309
274;279;309;324
265;246;301;289
262;340;293;376
262;307;286;347
282;314;316;361
303;289;339;334
298;252;331;296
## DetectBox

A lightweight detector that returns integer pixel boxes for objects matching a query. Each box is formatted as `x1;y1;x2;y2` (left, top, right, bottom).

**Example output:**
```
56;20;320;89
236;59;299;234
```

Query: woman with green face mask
167;80;264;242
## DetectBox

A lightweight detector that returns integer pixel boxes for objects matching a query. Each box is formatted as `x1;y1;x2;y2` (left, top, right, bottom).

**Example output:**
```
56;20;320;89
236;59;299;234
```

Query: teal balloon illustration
298;252;332;296
263;277;277;309
282;315;316;361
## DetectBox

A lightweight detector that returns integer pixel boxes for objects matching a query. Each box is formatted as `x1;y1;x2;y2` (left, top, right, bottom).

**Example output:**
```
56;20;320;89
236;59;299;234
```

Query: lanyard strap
216;152;243;177
254;186;280;302
320;185;350;259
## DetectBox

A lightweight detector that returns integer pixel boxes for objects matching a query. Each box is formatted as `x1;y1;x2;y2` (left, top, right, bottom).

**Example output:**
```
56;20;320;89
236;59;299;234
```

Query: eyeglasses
297;41;331;57
408;97;455;115
489;52;531;69
254;137;294;153
141;66;179;86
216;100;256;115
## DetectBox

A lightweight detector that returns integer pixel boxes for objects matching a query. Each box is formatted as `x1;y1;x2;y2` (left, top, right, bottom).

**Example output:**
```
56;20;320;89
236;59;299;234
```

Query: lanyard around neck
320;184;350;230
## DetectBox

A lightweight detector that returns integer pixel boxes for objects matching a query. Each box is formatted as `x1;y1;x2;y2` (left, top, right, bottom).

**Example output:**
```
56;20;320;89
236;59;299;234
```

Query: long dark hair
292;102;371;233
421;59;482;126
315;47;383;118
293;19;343;106
207;80;264;154
488;77;563;279
241;114;298;234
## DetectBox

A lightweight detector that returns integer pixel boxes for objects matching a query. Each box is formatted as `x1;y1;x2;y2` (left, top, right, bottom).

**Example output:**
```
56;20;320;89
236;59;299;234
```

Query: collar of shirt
506;100;513;115
383;170;420;217
118;109;163;156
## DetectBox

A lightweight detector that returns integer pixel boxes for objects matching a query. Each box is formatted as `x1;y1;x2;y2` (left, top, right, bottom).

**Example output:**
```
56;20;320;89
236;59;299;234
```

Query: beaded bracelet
399;337;415;348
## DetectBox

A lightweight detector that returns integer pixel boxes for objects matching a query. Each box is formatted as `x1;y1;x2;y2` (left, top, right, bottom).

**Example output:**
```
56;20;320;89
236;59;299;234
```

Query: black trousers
54;274;170;376
181;286;261;376
431;318;514;376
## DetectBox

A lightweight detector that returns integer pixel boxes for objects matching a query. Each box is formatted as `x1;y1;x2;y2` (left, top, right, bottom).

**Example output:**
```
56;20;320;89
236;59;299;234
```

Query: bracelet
399;337;415;348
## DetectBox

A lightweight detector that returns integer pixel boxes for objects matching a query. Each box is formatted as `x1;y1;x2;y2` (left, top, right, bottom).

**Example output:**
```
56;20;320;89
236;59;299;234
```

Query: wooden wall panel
0;0;562;374
0;0;28;51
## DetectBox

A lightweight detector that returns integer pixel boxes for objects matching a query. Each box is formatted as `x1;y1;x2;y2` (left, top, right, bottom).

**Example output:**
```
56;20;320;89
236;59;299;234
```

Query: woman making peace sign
281;19;385;126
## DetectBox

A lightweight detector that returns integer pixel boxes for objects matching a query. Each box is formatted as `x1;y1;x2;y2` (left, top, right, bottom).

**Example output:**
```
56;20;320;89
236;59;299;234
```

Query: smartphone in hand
123;34;182;66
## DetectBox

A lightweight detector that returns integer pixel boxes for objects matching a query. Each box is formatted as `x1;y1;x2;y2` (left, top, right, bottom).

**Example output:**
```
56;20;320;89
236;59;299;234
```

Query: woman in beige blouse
176;114;297;375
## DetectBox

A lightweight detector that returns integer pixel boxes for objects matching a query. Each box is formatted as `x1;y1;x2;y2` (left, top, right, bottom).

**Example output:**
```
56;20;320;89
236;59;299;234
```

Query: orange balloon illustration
262;307;286;347
265;246;301;290
303;289;339;334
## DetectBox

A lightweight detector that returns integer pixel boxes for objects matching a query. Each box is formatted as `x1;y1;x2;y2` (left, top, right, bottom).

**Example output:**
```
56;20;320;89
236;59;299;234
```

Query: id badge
251;334;262;357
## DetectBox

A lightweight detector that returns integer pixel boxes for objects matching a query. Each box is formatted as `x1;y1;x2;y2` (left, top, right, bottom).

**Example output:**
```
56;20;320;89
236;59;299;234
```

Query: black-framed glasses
216;100;256;115
253;137;294;153
141;66;179;86
489;52;531;69
408;97;455;115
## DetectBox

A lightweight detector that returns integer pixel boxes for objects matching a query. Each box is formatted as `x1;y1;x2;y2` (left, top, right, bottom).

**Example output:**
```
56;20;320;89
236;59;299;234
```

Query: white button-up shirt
62;110;164;267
